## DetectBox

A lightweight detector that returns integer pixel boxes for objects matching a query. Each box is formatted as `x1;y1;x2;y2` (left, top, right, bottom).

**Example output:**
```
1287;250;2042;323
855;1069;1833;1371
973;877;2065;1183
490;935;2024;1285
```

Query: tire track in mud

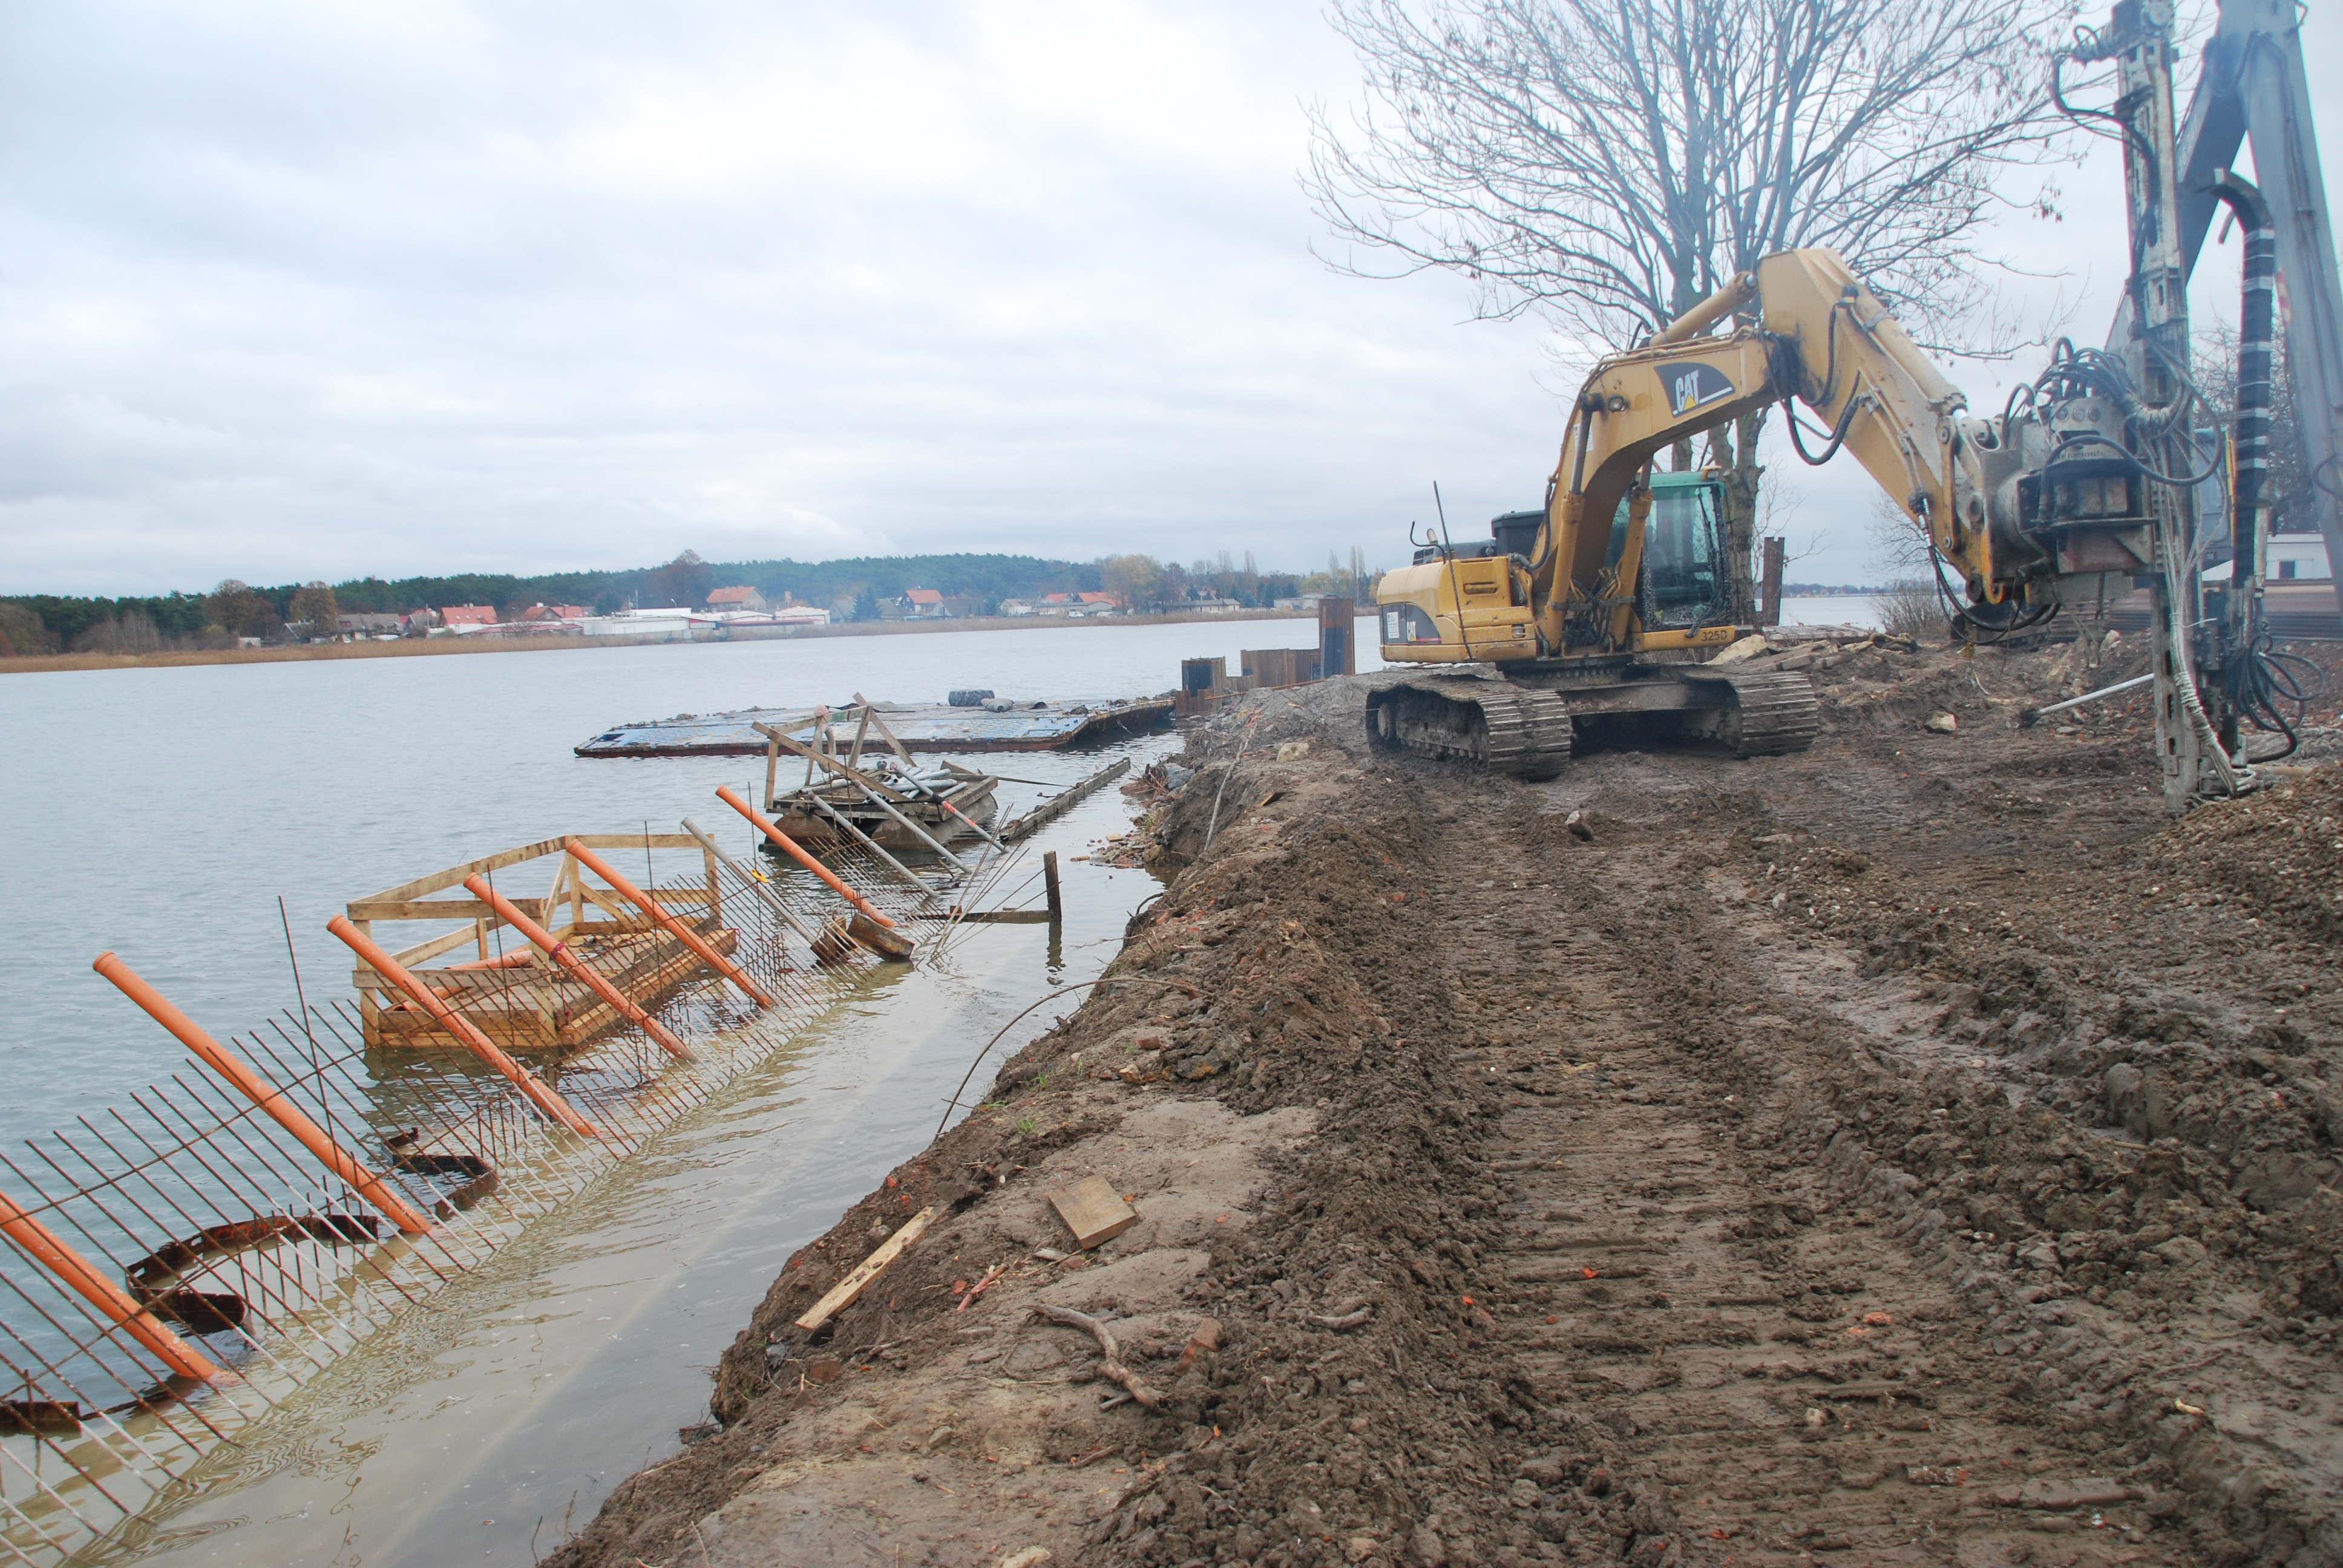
1420;803;2199;1567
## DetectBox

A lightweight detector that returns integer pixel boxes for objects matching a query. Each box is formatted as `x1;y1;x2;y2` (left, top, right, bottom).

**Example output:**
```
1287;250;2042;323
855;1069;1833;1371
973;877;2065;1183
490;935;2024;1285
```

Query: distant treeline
1;549;1346;656
326;552;1113;618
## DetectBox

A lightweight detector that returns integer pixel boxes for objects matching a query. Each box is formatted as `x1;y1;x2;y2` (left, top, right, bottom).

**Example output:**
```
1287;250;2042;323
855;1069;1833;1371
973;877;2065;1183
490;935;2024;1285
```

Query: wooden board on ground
795;1206;937;1331
1047;1175;1139;1250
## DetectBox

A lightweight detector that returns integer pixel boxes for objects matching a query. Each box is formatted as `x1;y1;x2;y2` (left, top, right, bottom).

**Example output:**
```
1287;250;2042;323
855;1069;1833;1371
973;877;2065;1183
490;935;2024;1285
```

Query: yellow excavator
1369;246;2181;779
1371;0;2343;808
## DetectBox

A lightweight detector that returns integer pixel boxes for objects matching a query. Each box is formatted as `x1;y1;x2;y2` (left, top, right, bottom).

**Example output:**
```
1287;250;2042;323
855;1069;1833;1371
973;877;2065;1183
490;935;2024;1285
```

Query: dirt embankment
548;638;2343;1568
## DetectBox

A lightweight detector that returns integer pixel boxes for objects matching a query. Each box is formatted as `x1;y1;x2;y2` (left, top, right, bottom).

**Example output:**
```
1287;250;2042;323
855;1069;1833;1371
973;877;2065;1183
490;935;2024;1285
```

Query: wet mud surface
548;636;2343;1568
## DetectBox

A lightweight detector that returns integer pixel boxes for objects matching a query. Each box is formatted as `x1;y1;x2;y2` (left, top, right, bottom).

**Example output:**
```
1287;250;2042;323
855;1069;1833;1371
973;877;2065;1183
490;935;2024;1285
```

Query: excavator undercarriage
1365;663;1818;782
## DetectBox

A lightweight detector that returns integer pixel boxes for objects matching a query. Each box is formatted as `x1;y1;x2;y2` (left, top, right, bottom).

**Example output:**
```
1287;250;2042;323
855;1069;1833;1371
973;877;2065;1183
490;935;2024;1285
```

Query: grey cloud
16;1;2335;595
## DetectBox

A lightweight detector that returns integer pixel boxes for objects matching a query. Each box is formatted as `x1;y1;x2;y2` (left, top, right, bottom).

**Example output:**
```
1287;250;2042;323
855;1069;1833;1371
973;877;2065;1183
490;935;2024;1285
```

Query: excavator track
1687;665;1823;757
1369;665;1817;776
1366;679;1573;781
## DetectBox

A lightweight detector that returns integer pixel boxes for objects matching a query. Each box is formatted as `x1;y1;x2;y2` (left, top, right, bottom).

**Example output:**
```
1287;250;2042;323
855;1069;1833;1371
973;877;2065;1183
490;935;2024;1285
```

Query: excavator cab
1605;471;1733;634
1375;472;1734;664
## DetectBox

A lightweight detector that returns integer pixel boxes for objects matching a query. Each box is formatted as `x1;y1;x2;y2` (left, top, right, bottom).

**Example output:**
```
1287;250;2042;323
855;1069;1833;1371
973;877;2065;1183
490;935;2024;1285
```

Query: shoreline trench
547;647;2343;1568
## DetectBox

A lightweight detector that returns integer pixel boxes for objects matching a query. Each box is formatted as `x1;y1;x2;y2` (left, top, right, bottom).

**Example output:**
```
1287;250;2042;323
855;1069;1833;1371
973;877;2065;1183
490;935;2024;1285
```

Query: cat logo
1663;363;1735;417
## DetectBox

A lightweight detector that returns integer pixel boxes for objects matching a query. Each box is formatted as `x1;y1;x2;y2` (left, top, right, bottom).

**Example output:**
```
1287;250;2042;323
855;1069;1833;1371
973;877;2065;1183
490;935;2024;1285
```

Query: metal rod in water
91;952;434;1235
679;817;820;945
328;916;603;1138
562;840;776;1008
715;787;903;927
460;875;693;1061
754;728;968;872
805;795;935;893
0;1184;220;1381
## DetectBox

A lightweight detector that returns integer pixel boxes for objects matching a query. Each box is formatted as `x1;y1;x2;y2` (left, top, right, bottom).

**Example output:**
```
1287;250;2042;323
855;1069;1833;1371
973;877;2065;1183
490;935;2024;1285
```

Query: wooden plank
906;909;1052;923
755;725;911;802
353;836;569;909
1046;1175;1139;1250
346;897;550;923
1000;756;1133;842
854;691;920;770
353;835;701;915
795;1206;938;1331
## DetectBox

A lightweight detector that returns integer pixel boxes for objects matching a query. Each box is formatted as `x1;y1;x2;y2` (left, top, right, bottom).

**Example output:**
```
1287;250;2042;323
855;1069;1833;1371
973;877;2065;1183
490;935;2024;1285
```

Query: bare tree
287;581;339;641
1308;0;2080;616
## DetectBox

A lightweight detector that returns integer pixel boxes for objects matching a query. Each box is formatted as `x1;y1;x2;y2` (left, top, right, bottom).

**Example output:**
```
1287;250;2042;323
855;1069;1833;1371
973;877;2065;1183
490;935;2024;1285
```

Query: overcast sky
6;1;2343;595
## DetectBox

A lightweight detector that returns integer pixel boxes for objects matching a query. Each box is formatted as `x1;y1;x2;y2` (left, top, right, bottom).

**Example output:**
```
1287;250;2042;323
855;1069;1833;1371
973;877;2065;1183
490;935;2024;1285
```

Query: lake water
0;615;1375;1142
0;614;1375;1567
1777;593;1883;629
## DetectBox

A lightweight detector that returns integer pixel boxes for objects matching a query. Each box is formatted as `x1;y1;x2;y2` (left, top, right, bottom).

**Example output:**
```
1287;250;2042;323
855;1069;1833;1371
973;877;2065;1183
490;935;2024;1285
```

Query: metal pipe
757;727;963;867
326;916;602;1139
91;952;435;1236
2020;671;2157;725
460;876;693;1061
715;786;900;927
560;840;774;1007
844;780;966;867
0;1184;221;1381
934;788;1006;851
805;795;934;892
679;816;819;944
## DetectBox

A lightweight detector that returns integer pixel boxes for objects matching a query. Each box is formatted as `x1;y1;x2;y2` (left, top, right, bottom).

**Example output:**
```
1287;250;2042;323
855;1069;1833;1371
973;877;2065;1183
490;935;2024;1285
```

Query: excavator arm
1378;243;2160;667
1533;249;1995;655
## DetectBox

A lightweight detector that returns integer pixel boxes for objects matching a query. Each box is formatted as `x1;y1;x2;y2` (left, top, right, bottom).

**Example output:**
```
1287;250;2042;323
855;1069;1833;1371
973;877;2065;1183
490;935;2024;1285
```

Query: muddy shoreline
548;641;2343;1568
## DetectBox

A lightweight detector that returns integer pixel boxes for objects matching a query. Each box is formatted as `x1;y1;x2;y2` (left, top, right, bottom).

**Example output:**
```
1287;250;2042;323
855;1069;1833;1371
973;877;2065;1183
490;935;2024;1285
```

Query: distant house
439;604;499;632
335;612;402;638
902;588;946;618
999;599;1036;616
516;603;588;623
1042;592;1121;616
707;586;769;612
1273;593;1331;612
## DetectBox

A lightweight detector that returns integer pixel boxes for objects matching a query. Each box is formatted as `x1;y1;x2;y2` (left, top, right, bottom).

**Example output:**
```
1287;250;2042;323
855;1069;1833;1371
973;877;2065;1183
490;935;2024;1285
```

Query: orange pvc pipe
715;786;897;928
0;1185;220;1382
327;917;601;1139
560;840;776;1007
92;953;434;1237
462;875;693;1060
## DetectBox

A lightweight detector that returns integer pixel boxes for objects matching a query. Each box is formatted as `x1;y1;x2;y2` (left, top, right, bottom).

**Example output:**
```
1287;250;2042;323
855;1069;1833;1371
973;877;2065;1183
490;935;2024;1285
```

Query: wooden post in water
1043;851;1062;924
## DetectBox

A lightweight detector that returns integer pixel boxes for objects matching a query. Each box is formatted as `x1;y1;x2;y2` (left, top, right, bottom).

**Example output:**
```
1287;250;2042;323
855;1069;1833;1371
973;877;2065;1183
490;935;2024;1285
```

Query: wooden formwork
346;834;733;1054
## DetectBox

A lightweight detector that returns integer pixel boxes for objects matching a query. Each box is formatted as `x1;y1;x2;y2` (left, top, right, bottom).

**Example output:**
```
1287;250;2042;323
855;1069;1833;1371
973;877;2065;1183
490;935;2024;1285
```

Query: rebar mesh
0;815;1034;1566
